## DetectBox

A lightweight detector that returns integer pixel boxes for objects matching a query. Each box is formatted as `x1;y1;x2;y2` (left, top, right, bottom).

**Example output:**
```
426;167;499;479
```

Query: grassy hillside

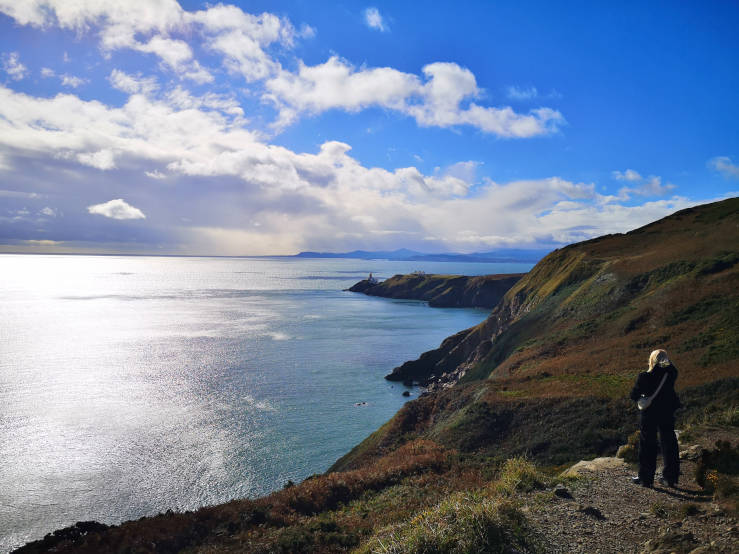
333;198;739;471
348;272;524;309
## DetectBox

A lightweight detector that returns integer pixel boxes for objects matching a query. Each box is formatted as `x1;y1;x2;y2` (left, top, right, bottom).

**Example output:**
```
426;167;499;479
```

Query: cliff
348;272;524;308
334;197;739;470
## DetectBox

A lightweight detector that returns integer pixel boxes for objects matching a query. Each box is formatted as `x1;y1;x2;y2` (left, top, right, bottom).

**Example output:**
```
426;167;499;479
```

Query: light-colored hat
648;349;670;372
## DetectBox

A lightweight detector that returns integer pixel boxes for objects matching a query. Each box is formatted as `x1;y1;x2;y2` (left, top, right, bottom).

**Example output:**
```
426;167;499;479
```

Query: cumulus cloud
708;156;739;179
0;2;563;137
109;69;159;95
0;83;695;254
60;74;87;88
0;0;295;84
611;169;674;198
612;169;642;182
38;67;87;87
88;199;145;220
364;7;387;32
266;58;564;136
2;52;27;80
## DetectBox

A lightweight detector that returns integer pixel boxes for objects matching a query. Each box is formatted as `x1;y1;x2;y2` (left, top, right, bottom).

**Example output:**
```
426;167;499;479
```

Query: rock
577;505;606;520
554;484;573;499
402;390;410;397
641;530;697;553
561;457;627;477
679;444;703;461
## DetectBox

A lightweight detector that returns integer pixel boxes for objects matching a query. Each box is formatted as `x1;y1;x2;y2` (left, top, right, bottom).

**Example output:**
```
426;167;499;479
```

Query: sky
0;1;737;256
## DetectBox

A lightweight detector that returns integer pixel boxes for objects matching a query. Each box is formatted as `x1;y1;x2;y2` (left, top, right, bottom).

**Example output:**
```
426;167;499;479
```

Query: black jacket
630;363;681;416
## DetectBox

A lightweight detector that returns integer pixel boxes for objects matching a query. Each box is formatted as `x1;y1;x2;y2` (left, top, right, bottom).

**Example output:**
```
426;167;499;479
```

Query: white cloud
2;52;27;80
39;67;87;87
109;69;159;95
0;81;689;255
77;150;116;170
145;170;167;179
39;206;57;217
266;58;564;136
189;7;299;82
612;169;674;198
364;7;387;32
708;156;739;179
0;1;290;84
60;74;87;88
0;2;563;137
298;23;316;39
87;199;145;220
612;169;642;182
507;86;538;100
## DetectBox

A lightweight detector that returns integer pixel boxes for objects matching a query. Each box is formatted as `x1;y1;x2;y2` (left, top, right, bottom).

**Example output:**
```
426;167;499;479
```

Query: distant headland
294;248;550;264
348;272;523;309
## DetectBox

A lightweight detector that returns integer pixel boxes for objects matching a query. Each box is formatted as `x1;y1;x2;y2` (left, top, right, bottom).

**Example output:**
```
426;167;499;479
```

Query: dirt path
525;431;738;553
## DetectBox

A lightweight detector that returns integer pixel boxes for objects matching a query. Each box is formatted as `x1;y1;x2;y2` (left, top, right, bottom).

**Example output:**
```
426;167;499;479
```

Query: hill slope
348;273;524;309
333;198;739;471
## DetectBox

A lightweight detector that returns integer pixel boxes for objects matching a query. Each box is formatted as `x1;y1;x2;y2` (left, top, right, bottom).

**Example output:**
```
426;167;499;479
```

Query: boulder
561;456;627;478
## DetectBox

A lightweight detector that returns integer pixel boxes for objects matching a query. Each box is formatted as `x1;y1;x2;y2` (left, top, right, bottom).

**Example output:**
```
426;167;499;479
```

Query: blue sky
0;1;737;255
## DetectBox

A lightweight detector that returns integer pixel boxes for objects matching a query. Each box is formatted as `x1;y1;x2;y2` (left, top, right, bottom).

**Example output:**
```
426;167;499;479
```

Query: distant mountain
295;248;550;263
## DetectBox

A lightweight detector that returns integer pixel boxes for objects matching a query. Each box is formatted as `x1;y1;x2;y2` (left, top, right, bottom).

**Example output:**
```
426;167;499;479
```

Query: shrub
616;430;640;464
492;456;548;496
695;440;739;488
354;492;539;554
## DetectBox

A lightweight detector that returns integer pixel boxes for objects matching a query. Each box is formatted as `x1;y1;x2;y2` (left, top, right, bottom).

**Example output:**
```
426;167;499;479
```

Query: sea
0;254;533;551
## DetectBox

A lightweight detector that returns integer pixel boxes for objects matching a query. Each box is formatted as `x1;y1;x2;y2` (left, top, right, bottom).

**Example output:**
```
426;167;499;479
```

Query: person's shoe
658;476;676;488
631;476;653;488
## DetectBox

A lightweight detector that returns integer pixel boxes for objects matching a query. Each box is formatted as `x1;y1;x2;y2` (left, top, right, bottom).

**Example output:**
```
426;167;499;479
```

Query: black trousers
638;411;680;485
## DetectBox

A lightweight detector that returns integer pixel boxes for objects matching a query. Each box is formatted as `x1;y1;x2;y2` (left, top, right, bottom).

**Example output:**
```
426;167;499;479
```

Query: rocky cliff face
385;198;739;390
348;273;524;308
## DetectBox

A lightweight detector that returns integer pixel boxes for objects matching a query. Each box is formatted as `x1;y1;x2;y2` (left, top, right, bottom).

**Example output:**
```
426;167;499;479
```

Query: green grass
353;491;540;554
665;296;724;326
491;457;549;496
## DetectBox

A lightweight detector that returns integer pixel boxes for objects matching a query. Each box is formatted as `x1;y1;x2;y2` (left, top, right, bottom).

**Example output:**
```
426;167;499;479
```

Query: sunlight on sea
0;255;532;550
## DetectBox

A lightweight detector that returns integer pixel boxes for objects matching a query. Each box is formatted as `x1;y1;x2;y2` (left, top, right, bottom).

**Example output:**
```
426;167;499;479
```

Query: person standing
630;349;681;488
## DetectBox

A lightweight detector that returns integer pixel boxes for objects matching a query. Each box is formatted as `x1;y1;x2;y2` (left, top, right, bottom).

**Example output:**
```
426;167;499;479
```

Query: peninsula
348;272;524;308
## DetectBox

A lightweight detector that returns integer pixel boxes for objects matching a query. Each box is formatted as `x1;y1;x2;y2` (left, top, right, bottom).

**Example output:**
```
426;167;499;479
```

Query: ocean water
0;255;532;551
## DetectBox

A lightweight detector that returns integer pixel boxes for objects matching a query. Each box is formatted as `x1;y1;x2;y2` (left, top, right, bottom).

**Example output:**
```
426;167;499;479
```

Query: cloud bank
0;1;711;255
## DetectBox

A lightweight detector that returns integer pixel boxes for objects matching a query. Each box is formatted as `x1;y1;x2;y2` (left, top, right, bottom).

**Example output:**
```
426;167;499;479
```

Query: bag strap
648;373;669;403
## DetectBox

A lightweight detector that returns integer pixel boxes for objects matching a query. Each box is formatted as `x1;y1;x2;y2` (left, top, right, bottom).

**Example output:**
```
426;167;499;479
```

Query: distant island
293;248;550;263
